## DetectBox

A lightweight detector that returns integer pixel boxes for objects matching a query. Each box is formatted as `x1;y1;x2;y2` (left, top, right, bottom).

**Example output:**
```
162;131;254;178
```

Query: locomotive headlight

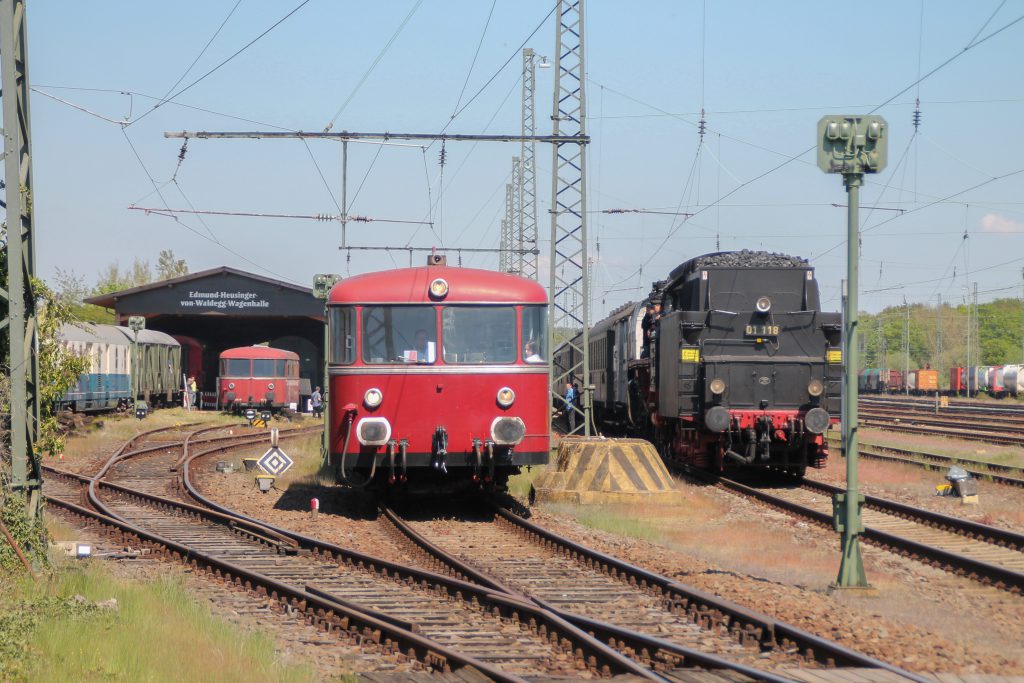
228;382;235;390
807;378;824;397
755;296;772;313
709;378;726;395
267;382;275;390
496;386;516;408
363;387;383;409
428;277;449;300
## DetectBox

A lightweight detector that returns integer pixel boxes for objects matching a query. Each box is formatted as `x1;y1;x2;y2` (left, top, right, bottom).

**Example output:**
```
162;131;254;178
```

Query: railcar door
606;330;616;405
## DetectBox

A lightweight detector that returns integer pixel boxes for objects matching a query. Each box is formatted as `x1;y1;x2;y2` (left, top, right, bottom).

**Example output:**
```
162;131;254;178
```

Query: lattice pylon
1;0;42;515
518;48;538;280
548;0;589;435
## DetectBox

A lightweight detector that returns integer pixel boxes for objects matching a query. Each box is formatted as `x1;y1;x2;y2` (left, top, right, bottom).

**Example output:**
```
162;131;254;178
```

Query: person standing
188;376;197;410
310;386;323;417
563;381;577;432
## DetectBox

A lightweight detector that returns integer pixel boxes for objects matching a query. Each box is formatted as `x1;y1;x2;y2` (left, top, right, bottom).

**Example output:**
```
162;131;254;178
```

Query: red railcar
172;334;205;386
326;256;549;490
217;346;301;411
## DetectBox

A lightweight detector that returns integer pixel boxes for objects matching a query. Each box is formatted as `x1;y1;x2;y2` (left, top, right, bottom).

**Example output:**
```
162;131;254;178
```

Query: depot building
85;266;325;402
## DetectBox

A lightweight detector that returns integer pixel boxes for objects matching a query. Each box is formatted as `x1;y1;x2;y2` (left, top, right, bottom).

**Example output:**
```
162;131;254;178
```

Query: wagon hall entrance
84;266;325;409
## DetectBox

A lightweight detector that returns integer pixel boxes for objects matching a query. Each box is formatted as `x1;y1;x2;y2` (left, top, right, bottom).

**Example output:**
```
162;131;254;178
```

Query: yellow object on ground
531;436;678;505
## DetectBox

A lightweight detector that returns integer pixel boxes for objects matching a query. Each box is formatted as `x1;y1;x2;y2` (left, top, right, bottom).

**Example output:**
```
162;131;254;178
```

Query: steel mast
1;0;41;517
548;0;590;435
518;48;538;280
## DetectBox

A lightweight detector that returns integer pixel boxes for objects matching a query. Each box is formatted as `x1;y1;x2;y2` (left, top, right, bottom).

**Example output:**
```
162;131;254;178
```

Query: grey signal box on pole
817;115;888;175
817;113;887;589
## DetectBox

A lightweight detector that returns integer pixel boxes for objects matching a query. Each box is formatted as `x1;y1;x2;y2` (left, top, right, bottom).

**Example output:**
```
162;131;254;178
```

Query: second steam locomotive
557;250;841;476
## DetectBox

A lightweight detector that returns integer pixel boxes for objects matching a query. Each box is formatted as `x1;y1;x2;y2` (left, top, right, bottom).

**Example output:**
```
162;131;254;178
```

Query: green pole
836;173;868;587
132;332;139;409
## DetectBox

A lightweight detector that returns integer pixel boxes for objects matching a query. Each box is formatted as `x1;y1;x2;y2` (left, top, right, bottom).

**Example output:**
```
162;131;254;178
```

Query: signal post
817;115;888;588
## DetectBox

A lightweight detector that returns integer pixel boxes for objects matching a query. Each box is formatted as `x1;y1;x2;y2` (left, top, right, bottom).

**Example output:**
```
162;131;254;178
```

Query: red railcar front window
442;306;516;364
220;359;250;376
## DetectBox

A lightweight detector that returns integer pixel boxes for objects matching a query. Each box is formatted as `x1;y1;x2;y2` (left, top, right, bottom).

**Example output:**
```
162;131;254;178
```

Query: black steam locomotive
556;250;841;476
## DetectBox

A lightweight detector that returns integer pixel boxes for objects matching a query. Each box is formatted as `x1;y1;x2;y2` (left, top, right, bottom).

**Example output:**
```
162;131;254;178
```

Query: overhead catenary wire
128;1;312;127
324;0;425;131
119;128;298;283
449;0;499;119
631;6;1024;277
154;0;243;108
128;205;433;226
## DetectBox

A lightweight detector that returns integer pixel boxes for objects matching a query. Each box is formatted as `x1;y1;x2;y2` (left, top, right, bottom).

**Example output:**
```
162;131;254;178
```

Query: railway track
858;409;1024;447
825;437;1024;488
45;426;689;680
178;429;936;681
861;396;1024;417
704;473;1024;594
46;421;935;680
375;504;932;682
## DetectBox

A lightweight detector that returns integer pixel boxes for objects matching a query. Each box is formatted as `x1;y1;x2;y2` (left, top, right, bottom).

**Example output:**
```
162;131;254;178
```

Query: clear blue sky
27;1;1024;316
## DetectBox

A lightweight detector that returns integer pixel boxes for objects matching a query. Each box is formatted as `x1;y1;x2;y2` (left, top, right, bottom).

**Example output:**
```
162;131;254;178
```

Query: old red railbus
327;256;549;490
217;346;301;412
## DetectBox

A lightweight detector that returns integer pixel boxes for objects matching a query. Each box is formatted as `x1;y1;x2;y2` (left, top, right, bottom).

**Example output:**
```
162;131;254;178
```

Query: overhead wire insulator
438;142;447;167
177;139;188;163
698;108;706;141
912;98;921;130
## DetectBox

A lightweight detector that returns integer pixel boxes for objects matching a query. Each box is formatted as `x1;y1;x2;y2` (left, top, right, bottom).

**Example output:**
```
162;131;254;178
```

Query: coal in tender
692;250;809;269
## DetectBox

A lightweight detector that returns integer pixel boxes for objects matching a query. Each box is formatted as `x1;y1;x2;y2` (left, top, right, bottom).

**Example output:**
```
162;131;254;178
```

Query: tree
53;268;112;323
94;257;153;295
156;249;188;280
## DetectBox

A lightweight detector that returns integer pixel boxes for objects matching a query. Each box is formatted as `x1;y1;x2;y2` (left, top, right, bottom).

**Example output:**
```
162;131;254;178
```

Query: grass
0;560;322;682
61;408;246;466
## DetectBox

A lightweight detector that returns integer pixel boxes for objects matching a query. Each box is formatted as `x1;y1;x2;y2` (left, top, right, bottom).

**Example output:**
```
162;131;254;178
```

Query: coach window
252;358;276;377
221;358;250;376
329;307;355;364
362;305;437;364
442;306;516;364
521;305;548;364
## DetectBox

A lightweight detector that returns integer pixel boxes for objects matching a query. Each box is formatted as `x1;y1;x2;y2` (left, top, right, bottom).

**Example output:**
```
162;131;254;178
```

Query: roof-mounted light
429;278;449;300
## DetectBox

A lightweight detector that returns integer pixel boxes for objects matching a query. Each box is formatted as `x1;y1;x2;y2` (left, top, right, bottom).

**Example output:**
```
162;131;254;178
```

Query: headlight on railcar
356;417;391;446
807;379;824;397
755;296;771;313
496;386;515;408
803;407;830;434
709;378;726;395
268;382;275;390
704;405;731;433
363;387;383;409
490;416;526;445
428;277;449;300
228;382;235;390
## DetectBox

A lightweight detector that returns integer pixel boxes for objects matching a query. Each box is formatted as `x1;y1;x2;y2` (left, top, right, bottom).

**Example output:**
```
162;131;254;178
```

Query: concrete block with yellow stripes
531;436;679;505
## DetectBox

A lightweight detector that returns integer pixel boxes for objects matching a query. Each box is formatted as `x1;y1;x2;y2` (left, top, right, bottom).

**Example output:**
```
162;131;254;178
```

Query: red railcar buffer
817;115;888;588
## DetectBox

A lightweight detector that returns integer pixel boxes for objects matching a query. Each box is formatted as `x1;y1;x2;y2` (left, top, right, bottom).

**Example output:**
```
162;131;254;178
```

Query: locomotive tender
326;256;549;489
561;250;841;476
